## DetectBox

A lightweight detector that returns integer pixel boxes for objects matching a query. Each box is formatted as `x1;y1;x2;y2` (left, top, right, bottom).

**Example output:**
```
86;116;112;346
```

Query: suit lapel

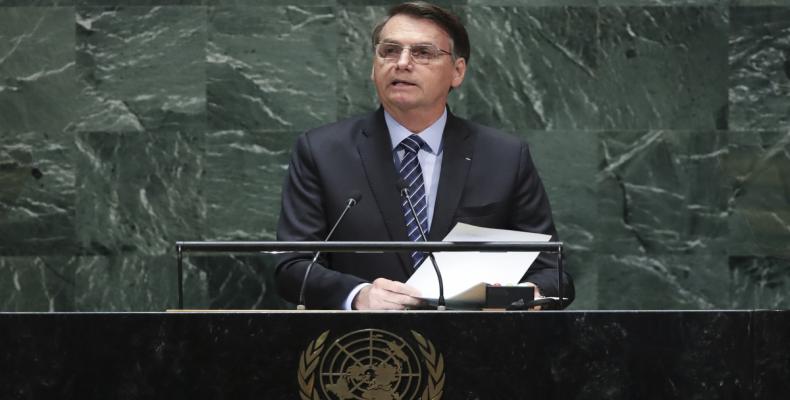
356;108;413;276
429;112;474;240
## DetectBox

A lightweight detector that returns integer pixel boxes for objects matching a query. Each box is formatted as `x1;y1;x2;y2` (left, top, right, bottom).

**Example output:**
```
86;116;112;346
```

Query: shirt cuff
343;283;372;310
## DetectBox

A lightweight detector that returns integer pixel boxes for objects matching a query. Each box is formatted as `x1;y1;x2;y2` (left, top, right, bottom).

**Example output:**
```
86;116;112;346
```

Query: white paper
405;223;551;307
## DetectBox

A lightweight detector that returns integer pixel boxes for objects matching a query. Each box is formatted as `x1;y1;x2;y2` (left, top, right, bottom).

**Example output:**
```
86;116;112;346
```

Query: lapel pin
465;157;471;161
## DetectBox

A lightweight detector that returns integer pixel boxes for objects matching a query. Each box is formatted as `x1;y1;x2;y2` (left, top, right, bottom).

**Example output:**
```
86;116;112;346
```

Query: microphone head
348;190;362;206
396;179;409;195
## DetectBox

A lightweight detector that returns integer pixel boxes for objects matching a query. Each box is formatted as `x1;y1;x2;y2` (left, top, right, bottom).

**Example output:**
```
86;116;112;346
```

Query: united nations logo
298;329;445;400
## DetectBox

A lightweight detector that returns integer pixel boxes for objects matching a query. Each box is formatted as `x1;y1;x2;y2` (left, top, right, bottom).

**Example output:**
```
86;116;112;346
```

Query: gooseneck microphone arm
397;179;446;310
297;191;362;310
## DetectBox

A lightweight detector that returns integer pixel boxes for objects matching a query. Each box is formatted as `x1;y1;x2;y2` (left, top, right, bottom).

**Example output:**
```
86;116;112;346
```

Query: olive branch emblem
412;330;445;400
298;330;329;400
297;329;445;400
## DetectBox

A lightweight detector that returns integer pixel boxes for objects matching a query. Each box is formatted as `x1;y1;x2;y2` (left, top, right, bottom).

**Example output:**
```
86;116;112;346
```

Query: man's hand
522;282;544;311
353;278;423;310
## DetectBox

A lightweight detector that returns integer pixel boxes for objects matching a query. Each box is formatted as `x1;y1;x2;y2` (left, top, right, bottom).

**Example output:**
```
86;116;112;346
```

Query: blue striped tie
398;135;429;268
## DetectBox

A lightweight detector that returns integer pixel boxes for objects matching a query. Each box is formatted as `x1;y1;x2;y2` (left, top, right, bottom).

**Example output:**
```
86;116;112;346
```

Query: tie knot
399;135;426;154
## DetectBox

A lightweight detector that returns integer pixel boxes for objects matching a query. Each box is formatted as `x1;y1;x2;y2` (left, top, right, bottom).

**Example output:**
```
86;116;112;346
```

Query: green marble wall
1;0;788;311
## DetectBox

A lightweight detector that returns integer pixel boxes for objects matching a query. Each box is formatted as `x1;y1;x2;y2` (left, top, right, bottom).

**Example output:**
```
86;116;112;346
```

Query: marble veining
465;6;599;131
74;131;204;256
0;7;78;133
597;6;729;130
729;6;790;131
725;130;790;258
207;5;337;131
597;130;730;254
75;5;206;132
0;132;77;255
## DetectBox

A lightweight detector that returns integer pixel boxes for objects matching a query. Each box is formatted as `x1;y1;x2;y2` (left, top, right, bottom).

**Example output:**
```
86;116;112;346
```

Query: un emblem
298;329;445;400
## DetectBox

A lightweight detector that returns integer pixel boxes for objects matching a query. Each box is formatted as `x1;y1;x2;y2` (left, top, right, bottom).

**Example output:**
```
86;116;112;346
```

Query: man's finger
371;286;422;308
372;278;422;298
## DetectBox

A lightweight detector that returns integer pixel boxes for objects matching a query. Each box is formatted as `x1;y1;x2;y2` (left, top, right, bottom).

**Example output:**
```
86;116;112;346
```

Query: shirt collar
384;108;446;155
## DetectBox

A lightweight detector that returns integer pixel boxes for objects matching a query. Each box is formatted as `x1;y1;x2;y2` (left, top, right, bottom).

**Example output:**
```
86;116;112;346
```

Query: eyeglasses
375;42;452;64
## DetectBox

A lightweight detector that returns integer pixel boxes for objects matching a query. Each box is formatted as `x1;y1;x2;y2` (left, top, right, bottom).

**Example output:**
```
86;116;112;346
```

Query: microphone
297;191;362;310
397;179;446;310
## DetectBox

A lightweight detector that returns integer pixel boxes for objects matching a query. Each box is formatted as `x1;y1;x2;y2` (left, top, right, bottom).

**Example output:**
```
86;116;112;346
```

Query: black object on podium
485;285;534;309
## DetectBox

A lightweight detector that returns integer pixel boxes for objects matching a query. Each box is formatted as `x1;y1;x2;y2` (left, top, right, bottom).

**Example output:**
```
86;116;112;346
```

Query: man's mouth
391;79;417;87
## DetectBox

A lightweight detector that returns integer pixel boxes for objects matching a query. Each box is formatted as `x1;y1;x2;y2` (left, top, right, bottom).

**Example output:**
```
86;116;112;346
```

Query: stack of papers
405;223;550;307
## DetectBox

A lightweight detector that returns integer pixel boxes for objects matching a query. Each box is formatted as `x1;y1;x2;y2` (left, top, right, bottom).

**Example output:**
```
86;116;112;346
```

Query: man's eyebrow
379;39;436;46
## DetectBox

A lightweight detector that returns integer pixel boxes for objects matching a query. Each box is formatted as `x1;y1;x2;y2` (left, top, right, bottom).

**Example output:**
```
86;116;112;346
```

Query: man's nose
395;48;412;69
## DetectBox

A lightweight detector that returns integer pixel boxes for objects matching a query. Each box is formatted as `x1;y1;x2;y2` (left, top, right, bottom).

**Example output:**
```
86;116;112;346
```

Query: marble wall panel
0;7;78;134
337;0;469;6
597;130;730;255
200;129;295;240
600;0;727;5
208;0;332;5
597;6;728;130
597;252;731;309
521;130;598;252
74;5;206;132
187;254;289;309
0;1;208;5
0;131;77;255
730;256;790;309
464;6;599;131
79;1;203;5
729;7;790;131
467;0;597;5
207;5;337;131
725;130;790;258
563;251;598;309
519;130;599;308
73;254;181;311
0;257;75;311
74;131;204;256
0;1;75;5
733;0;790;8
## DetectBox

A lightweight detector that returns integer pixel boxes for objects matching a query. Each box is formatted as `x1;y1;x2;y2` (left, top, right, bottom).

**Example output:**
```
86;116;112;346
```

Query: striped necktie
398;135;429;268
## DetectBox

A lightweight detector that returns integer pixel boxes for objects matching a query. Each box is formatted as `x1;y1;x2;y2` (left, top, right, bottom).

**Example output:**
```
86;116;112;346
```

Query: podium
1;310;787;399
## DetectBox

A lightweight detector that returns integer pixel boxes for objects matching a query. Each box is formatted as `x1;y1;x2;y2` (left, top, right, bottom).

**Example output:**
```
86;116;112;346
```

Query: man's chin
384;102;420;114
381;98;421;113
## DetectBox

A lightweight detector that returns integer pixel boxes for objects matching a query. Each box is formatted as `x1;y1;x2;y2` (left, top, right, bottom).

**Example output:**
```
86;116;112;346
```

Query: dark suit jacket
275;107;574;309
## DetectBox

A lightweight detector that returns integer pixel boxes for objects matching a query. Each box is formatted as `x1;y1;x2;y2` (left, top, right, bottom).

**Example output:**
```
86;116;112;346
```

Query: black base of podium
0;311;787;399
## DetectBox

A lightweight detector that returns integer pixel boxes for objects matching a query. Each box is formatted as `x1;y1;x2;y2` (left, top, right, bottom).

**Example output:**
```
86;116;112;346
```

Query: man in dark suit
275;1;574;310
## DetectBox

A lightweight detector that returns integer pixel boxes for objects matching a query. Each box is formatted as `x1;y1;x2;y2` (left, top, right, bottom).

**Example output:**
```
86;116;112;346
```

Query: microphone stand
400;184;446;311
297;195;359;310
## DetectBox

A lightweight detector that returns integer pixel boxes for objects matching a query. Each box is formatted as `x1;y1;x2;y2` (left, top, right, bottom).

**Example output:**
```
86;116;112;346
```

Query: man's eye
382;45;401;56
413;47;433;58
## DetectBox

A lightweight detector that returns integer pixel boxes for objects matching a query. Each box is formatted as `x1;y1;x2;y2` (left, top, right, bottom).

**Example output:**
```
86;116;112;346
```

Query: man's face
371;14;466;116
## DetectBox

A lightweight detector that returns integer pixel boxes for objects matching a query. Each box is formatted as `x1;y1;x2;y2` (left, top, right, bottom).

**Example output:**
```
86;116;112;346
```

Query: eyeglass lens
376;43;446;63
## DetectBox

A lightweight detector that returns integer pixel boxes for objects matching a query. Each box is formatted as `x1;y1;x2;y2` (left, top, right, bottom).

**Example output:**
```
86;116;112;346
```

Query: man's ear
451;57;467;89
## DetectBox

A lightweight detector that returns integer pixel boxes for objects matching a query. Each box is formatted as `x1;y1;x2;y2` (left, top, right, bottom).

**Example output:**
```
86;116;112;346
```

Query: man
275;1;574;310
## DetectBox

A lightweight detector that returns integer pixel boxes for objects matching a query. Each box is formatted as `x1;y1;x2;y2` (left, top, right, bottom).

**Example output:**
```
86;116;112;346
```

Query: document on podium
405;223;551;307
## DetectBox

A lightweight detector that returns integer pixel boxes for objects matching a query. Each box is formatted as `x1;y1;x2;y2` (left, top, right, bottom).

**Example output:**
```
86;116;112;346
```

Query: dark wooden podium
1;311;788;399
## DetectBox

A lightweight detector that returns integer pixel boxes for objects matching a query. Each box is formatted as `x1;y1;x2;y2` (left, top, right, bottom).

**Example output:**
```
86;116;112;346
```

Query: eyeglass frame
374;42;455;64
